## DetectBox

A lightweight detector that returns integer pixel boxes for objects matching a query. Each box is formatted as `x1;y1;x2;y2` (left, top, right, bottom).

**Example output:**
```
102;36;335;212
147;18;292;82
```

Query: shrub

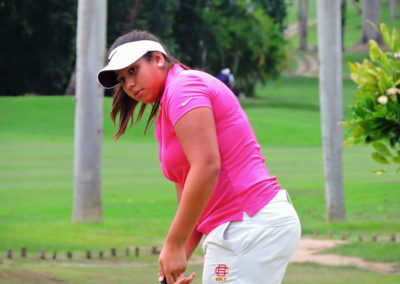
344;23;400;174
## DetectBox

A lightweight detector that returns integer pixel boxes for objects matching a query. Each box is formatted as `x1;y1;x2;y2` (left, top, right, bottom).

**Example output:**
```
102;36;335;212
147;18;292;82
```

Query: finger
158;260;165;283
169;270;182;283
176;272;196;284
166;274;175;284
176;273;185;282
173;272;182;282
187;272;196;282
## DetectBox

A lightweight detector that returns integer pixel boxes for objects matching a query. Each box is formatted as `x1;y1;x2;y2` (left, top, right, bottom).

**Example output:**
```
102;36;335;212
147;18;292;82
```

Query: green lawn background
1;84;399;257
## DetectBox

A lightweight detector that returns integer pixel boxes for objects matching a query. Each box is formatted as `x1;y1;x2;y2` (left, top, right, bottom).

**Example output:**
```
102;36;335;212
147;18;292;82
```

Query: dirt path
291;53;319;77
23;238;398;275
284;19;320;77
290;238;399;274
284;19;318;38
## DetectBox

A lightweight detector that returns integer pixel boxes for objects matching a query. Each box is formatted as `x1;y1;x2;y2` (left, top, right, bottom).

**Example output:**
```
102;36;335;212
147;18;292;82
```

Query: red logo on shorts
215;264;229;281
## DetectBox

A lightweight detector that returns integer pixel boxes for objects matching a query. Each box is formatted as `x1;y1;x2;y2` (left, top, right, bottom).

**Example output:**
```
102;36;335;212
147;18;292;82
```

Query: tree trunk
390;0;398;19
317;0;346;221
72;0;107;223
358;0;381;44
64;67;76;95
64;1;138;96
298;0;309;51
341;0;347;51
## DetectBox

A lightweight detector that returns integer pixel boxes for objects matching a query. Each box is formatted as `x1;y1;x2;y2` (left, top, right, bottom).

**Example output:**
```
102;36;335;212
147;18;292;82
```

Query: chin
143;96;158;104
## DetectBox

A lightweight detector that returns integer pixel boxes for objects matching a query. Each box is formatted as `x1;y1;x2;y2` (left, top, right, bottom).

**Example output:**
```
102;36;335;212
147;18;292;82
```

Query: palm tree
359;0;382;44
298;0;309;51
390;0;398;19
317;0;346;221
72;0;107;223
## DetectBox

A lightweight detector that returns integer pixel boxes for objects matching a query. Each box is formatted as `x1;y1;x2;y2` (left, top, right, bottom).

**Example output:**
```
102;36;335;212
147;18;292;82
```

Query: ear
153;51;165;68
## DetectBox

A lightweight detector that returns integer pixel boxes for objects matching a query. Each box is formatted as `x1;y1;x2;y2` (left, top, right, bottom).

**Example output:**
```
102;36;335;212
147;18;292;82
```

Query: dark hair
109;30;188;140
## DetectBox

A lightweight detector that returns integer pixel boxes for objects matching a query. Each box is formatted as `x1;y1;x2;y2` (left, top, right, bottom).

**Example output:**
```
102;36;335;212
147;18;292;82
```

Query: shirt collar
161;63;184;105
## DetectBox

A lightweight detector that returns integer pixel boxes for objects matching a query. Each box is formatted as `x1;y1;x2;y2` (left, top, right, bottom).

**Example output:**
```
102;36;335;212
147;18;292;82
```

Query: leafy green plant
344;23;400;173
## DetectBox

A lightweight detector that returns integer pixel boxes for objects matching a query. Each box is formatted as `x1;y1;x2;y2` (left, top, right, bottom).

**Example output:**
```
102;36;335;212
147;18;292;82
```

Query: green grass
324;242;400;263
283;263;400;284
0;261;204;284
284;0;400;89
1;45;399;262
285;0;317;24
0;261;399;283
0;95;154;143
286;0;400;49
0;92;399;254
1;92;399;283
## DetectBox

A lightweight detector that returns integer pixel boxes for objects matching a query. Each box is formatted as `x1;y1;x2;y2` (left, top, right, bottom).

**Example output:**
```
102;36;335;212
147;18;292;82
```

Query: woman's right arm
175;183;203;260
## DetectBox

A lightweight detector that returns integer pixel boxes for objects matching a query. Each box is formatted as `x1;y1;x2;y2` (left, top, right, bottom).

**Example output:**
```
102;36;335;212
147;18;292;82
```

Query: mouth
134;89;144;99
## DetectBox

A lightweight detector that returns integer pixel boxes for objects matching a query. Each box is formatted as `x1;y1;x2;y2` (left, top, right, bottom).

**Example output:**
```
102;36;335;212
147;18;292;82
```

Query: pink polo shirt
155;64;281;235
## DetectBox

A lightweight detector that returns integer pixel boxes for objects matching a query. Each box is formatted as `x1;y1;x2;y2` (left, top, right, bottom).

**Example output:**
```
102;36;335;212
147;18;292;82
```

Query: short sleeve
165;73;212;126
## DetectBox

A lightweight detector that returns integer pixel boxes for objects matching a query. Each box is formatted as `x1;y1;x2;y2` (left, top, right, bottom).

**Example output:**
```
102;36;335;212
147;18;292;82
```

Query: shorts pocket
222;221;252;255
202;222;231;256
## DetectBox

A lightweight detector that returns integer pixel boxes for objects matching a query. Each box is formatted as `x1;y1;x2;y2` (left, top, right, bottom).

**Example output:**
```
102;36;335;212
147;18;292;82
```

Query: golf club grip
160;279;168;284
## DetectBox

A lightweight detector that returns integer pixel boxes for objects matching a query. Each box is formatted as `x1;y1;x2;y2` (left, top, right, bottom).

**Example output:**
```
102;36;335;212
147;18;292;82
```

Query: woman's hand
176;272;196;283
159;107;220;283
158;242;188;284
159;272;196;284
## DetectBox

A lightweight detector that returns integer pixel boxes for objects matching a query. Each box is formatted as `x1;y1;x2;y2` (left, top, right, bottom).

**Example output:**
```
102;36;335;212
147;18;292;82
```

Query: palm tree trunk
390;0;398;19
72;0;107;223
298;0;309;51
358;0;382;44
317;0;346;221
341;0;347;51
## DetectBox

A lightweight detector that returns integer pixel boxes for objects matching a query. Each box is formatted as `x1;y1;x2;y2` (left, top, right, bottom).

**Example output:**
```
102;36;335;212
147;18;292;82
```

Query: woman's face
115;52;166;104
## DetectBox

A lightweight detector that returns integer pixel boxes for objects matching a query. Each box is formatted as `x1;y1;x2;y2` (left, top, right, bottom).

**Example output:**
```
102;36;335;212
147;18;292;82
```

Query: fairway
0;93;399;254
1;90;399;283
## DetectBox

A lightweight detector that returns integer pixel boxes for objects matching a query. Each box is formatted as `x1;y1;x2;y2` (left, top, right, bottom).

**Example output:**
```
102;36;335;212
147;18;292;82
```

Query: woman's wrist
165;231;187;248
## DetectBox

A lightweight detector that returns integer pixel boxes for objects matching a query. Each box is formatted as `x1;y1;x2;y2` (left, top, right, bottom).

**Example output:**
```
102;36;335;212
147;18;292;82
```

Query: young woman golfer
98;30;301;284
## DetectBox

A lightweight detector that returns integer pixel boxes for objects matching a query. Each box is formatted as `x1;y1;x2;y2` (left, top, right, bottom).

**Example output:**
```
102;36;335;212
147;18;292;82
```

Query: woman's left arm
158;107;220;284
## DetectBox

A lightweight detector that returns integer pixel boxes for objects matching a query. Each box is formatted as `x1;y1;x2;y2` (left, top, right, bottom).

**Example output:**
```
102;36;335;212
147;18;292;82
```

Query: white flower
394;53;400;59
377;95;388;104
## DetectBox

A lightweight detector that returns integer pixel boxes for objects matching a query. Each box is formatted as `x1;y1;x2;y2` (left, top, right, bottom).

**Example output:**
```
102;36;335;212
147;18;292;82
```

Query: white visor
97;40;167;88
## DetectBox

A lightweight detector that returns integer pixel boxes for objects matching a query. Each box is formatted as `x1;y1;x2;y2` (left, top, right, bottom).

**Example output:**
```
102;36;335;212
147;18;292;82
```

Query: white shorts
201;190;301;284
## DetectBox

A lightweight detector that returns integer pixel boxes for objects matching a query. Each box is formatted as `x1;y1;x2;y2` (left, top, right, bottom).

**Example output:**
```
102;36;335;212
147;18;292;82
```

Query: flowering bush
344;23;400;173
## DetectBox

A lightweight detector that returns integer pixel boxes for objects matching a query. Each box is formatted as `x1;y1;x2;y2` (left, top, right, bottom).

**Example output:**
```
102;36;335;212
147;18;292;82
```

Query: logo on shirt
215;264;229;281
181;98;192;106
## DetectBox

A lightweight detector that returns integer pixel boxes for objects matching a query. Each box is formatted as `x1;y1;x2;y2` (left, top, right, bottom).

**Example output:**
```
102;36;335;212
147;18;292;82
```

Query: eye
118;77;125;83
128;67;136;74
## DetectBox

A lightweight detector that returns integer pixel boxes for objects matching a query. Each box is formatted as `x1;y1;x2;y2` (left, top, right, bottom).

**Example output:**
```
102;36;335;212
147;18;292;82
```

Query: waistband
269;190;292;205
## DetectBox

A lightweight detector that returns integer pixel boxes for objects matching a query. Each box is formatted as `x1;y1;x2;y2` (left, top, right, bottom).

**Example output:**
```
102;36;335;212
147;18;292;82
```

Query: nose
126;77;136;88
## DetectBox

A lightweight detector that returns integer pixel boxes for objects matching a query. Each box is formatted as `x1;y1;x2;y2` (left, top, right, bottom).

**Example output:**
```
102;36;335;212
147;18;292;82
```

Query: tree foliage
0;0;132;95
0;0;77;95
119;0;288;97
0;0;288;97
344;23;400;173
169;0;288;96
